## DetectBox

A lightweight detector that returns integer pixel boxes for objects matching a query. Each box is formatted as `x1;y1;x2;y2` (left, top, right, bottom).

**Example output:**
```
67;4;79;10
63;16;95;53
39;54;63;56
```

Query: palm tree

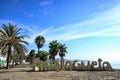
49;40;60;61
0;23;29;69
10;52;17;67
35;35;45;53
35;51;48;61
17;49;26;64
11;48;26;66
28;49;35;64
59;43;67;69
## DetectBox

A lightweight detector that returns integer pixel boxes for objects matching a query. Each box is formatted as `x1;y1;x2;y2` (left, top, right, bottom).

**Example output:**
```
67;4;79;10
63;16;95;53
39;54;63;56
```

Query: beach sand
0;67;120;80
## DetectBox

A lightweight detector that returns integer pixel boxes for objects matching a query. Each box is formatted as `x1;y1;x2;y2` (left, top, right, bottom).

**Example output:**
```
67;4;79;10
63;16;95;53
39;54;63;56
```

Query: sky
0;0;120;68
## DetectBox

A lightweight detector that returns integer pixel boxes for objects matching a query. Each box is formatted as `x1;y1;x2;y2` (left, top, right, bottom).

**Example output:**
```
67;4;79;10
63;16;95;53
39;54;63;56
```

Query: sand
0;67;120;80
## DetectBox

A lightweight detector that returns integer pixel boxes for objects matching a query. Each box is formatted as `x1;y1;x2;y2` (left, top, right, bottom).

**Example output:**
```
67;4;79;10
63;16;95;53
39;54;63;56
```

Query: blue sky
0;0;120;66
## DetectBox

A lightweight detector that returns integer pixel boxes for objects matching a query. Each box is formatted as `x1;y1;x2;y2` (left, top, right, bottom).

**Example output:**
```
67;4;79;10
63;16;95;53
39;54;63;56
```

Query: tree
49;40;60;61
0;23;29;69
35;51;48;61
17;50;26;64
35;35;45;53
59;43;67;69
12;48;26;65
28;49;35;64
10;53;17;67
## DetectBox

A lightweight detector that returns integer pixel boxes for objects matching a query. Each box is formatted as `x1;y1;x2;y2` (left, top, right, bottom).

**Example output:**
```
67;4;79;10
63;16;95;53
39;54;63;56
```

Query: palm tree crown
34;35;45;53
29;49;35;58
49;40;60;61
0;23;29;69
59;44;67;57
28;49;35;64
35;51;48;61
59;43;67;69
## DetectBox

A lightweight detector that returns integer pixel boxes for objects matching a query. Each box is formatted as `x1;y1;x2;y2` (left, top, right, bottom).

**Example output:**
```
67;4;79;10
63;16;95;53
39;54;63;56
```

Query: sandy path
0;68;120;80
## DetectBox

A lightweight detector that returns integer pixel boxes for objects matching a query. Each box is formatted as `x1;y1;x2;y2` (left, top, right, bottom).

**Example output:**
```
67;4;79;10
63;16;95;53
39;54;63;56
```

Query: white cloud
37;5;120;42
0;20;35;44
0;20;12;24
40;26;54;35
0;20;34;35
39;0;54;16
28;14;35;18
40;1;53;7
0;3;120;44
20;24;34;33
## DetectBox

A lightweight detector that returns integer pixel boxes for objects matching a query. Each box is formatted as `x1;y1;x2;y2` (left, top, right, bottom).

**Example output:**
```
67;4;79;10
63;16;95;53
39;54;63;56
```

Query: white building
0;56;7;67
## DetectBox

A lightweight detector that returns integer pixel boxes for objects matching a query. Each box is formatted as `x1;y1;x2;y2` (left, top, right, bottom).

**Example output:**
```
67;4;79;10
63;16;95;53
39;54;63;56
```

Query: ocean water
111;63;120;69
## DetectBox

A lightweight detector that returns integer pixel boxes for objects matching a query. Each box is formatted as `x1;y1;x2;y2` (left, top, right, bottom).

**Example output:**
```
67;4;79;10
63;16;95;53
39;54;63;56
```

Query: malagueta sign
33;58;112;71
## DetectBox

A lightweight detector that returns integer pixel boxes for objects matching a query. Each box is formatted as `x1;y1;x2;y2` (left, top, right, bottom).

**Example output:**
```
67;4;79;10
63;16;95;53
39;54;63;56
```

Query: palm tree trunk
61;57;64;70
12;60;15;67
38;48;40;54
53;56;55;61
6;45;12;69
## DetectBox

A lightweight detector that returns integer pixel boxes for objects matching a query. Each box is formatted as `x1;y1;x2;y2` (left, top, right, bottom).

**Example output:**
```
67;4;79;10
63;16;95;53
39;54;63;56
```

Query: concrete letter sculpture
102;61;112;71
33;58;112;71
50;61;60;71
91;61;97;70
65;61;73;70
33;58;40;71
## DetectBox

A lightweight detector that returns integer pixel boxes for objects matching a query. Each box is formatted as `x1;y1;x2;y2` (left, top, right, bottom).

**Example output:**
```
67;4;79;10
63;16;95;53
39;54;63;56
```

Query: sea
111;63;120;69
